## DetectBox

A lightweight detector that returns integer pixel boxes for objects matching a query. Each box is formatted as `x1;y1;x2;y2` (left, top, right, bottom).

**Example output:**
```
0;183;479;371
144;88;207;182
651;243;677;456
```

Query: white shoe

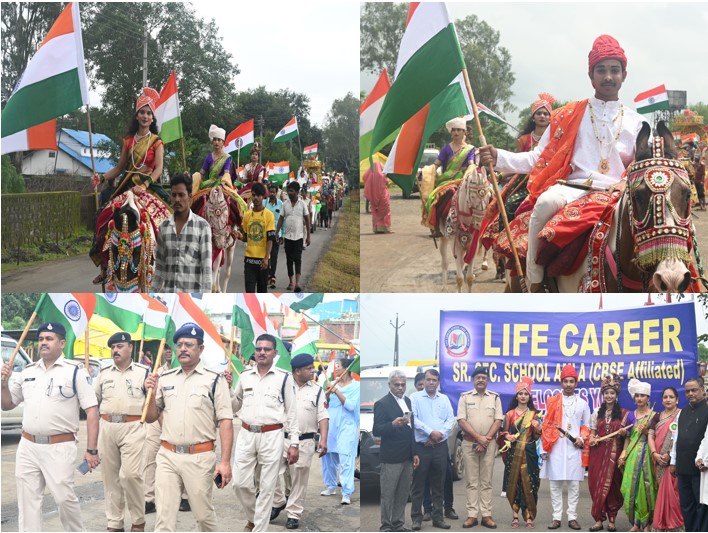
341;495;351;505
320;487;337;496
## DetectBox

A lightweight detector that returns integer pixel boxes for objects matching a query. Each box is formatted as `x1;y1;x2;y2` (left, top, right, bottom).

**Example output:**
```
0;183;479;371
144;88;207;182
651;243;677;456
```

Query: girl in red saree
648;387;684;531
499;378;541;529
588;374;628;532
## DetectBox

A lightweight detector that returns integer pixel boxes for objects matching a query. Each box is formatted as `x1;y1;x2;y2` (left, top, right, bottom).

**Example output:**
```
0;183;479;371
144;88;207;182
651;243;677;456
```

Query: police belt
285;432;316;440
161;440;215;454
101;414;141;423
242;422;283;433
22;431;75;444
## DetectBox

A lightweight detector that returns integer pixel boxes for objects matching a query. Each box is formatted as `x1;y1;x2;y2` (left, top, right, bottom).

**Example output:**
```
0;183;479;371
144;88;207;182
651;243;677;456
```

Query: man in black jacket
374;370;419;532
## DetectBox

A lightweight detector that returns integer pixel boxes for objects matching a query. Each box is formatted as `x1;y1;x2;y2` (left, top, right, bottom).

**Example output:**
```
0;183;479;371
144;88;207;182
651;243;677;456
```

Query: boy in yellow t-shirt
241;182;275;292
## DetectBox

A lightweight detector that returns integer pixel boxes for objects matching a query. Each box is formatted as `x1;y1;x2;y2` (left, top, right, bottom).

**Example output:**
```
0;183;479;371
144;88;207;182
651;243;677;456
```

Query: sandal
607;525;616;532
512;518;519;529
526;521;534;529
92;271;107;284
589;524;604;532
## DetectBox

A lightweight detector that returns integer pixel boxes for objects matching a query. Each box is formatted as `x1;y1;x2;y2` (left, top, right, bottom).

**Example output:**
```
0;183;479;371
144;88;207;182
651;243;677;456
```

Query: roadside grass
310;195;360;293
1;229;94;272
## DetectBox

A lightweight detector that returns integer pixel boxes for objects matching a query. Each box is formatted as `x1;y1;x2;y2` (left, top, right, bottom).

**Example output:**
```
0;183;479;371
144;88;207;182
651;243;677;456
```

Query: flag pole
84;326;90;371
462;69;527;292
300;309;360;355
138;319;146;367
228;324;235;363
86;105;99;210
2;311;39;384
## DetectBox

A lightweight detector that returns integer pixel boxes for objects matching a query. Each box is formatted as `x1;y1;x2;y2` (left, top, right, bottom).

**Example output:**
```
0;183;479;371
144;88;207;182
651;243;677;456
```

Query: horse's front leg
440;234;449;291
454;237;465;293
221;243;236;293
212;249;223;293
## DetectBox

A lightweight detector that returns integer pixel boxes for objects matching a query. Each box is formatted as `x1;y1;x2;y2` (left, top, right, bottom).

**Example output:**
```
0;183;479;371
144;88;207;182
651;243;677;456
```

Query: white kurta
541;394;591;481
696;421;708;505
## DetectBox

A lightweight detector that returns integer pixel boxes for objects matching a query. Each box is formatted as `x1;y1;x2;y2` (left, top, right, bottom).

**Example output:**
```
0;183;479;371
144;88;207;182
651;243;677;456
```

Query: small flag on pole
273;117;298;143
225;119;255;156
303;143;318;155
634;84;669;114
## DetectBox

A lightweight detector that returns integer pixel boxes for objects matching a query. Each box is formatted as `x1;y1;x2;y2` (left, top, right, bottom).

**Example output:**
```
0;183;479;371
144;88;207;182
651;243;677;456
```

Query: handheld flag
225;119;255;156
303;143;318;155
273;117;298;143
634;84;669;114
36;293;96;358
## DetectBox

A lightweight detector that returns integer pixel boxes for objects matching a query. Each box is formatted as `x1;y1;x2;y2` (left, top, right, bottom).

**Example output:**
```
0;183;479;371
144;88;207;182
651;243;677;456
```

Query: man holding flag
1;323;100;532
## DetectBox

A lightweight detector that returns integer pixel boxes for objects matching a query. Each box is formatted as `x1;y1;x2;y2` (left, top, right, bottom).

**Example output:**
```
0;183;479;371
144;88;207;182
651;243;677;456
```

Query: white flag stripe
395;3;451;77
14;34;81;94
360;96;386;136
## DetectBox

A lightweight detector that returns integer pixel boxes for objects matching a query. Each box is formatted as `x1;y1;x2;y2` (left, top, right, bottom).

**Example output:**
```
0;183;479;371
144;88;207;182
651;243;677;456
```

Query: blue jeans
322;452;355;497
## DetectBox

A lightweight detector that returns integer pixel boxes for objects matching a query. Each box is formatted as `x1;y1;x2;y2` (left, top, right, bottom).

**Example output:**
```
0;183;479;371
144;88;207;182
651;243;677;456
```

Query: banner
439;303;698;414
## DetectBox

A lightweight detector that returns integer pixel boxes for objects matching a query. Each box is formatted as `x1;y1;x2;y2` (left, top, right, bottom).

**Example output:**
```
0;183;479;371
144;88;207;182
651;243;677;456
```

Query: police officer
95;332;149;532
457;366;503;529
270;354;329;529
144;325;233;532
1;322;100;532
231;334;299;532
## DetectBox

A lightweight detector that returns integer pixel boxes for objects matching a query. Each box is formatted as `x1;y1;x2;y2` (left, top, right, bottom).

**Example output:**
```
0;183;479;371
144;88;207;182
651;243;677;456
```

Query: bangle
86;448;98;455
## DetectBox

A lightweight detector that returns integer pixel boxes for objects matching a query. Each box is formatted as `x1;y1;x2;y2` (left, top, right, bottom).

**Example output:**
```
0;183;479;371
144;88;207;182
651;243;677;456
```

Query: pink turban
135;87;160;114
531;93;556;115
588;35;627;73
560;364;578;381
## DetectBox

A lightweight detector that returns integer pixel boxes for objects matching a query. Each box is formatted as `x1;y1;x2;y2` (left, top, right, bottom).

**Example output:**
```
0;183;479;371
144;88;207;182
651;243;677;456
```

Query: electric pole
142;24;148;88
257;114;265;164
390;313;405;367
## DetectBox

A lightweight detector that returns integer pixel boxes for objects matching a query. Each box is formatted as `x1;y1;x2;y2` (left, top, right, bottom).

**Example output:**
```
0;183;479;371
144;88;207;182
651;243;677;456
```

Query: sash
112;134;162;201
527;100;588;205
201;153;230;189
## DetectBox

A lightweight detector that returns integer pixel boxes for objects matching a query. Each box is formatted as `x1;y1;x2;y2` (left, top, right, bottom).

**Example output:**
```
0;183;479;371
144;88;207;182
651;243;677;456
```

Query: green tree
1;154;25;192
1;293;40;329
359;2;408;77
323;93;359;182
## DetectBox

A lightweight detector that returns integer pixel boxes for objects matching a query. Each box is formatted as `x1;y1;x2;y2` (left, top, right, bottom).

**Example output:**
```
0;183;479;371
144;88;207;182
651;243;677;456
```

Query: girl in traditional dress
363;161;392;234
90;87;172;286
648;387;684;531
500;377;541;529
619;379;658;532
588;374;628;532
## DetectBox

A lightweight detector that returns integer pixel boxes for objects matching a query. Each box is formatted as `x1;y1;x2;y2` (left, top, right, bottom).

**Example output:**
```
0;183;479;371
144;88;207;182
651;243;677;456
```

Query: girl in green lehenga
619;379;658;532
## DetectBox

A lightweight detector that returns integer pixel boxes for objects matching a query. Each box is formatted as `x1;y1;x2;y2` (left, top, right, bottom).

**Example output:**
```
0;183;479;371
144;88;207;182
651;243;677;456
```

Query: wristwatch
86;448;98;455
289;443;299;448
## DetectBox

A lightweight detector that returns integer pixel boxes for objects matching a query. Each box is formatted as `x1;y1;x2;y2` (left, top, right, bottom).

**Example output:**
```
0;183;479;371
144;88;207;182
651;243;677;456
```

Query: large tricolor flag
290;318;319;358
634;84;669;114
1;2;90;155
271;292;324;313
225;119;255;157
370;2;465;158
303;143;318;155
232;294;290;369
93;294;148;334
360;68;393;162
155;71;182;144
35;293;96;358
139;294;169;339
273;117;298;143
384;72;472;195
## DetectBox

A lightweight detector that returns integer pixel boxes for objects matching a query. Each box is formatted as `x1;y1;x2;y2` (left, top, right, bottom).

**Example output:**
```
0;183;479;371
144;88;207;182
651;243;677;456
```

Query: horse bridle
625;136;692;272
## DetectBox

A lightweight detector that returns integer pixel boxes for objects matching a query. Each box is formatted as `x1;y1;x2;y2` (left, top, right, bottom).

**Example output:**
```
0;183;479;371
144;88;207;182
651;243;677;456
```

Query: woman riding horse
90;87;172;287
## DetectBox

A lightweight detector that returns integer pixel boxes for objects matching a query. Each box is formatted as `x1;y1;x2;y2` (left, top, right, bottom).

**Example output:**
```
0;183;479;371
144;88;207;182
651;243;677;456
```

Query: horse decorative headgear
135;87;160;114
626;132;692;272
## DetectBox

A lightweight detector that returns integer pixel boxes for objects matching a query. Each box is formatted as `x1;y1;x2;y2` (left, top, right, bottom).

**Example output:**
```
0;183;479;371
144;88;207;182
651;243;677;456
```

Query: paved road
360;454;635;533
1;420;360;532
2;207;343;293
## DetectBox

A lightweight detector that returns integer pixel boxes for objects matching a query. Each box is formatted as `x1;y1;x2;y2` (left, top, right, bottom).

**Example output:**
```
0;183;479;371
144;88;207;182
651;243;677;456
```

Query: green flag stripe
637;101;670;114
273;130;298;144
160;116;182;144
2;69;83;137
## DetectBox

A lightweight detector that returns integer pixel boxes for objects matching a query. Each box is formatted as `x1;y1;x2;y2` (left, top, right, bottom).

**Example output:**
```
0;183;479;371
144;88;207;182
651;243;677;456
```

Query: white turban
627;378;651;397
446;117;466;133
209;124;226;141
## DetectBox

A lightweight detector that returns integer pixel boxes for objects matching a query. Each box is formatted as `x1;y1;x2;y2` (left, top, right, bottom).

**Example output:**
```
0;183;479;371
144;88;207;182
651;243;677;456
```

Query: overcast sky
191;1;359;127
361;2;708;123
361;294;708;367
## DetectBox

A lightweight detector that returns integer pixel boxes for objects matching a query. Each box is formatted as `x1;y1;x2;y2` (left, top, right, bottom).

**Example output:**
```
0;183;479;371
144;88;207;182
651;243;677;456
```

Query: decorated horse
427;163;492;292
496;121;703;293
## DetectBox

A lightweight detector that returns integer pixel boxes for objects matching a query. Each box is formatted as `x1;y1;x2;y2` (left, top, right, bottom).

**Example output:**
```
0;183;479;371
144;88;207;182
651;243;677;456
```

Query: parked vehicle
1;335;32;430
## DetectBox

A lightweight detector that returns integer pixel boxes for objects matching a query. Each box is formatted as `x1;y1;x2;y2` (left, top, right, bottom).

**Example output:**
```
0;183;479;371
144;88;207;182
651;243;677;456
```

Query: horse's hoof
481;260;489;270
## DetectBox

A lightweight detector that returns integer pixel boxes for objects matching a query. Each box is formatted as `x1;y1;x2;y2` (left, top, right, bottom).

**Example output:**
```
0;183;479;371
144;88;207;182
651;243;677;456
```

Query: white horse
204;186;239;292
435;165;492;292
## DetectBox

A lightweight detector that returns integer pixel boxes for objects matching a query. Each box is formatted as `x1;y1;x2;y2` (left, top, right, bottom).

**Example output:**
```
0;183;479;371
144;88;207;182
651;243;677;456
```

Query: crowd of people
0;323;360;532
89;88;346;294
373;366;708;533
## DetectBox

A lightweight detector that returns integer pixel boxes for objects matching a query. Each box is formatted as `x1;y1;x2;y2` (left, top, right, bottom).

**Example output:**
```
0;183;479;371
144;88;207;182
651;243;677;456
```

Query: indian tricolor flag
360;68;392;162
94;294;148;334
1;2;89;155
155;71;182;144
271;292;324;312
370;2;465;157
290;318;319;358
268;161;290;186
384;72;472;195
634;84;669;114
682;133;700;145
476;103;513;128
35;293;96;358
303;143;318;155
232;294;289;368
273;117;298;143
139;294;169;339
225;119;254;157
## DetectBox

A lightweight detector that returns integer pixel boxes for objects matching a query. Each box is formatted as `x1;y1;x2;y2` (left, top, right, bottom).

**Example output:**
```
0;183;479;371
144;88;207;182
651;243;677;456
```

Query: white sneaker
341;495;351;505
320;487;337;496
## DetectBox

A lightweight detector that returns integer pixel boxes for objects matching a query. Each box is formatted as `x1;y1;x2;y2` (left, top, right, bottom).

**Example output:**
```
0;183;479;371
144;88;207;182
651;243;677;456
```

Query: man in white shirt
479;35;644;292
276;181;311;292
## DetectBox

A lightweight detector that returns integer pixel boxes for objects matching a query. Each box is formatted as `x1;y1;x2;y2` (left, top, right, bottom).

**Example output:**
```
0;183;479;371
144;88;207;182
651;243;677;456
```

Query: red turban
135;87;160;114
588;35;627;73
560;364;578;381
531;93;555;115
516;377;534;394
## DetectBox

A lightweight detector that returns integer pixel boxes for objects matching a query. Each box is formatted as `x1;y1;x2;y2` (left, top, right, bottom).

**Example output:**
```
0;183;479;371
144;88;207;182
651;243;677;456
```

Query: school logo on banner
444;325;470;358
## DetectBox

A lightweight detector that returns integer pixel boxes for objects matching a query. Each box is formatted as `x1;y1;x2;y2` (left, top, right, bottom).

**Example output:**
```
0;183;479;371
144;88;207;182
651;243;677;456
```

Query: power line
91;11;143;40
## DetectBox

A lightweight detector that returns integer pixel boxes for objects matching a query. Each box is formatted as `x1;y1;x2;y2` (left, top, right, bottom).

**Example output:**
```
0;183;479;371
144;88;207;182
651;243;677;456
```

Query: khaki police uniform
457;389;503;520
154;362;233;532
95;361;150;530
9;356;97;532
272;380;329;519
232;365;299;532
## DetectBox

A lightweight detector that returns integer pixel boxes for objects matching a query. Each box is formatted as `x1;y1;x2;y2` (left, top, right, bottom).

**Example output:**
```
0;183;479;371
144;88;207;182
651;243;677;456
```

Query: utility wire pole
142;24;148;87
390;313;405;367
257;114;265;164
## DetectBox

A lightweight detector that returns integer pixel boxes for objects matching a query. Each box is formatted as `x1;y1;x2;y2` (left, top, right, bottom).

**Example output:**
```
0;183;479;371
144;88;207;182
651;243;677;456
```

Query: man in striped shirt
152;173;213;292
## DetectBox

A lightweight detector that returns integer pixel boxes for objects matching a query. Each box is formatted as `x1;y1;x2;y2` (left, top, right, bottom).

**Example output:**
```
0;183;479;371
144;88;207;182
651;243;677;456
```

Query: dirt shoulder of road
1;231;94;273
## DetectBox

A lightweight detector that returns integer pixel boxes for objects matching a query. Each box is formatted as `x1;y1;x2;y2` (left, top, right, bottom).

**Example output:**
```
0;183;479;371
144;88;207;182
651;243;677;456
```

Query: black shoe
286;518;299;529
270;504;286;522
179;498;191;512
144;501;156;514
433;521;452;530
445;509;459;520
412;521;422;532
423;512;432;522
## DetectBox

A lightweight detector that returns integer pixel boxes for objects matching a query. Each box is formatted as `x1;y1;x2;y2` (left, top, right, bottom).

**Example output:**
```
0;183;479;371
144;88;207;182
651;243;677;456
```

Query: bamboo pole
2;312;38;384
138;321;146;367
86;105;99;210
84;327;90;371
229;325;235;362
594;423;634;444
462;69;526;292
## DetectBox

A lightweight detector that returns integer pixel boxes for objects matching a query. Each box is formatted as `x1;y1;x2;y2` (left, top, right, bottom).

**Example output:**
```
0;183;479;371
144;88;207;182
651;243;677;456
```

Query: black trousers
410;442;447;523
677;473;708;532
424;450;454;512
244;260;268;293
269;240;280;279
284;238;304;277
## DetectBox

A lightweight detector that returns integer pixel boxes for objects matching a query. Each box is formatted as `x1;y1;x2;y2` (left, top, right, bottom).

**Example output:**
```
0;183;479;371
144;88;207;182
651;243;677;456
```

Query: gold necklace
131;132;152;171
588;100;624;174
